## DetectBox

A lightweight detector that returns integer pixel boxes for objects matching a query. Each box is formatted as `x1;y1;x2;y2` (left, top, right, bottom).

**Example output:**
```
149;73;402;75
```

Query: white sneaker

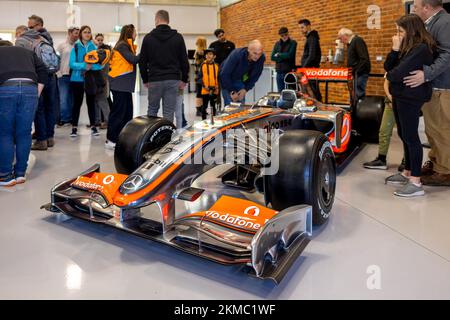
105;140;116;150
16;176;26;184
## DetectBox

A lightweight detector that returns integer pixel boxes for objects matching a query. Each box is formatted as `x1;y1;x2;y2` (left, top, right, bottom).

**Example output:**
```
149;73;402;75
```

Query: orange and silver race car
42;69;382;284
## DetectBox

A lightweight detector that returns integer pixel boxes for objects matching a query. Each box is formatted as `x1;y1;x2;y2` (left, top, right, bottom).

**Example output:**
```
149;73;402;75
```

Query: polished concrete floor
1;93;450;300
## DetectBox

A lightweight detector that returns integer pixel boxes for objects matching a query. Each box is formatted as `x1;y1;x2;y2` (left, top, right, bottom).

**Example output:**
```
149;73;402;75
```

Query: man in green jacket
271;27;297;92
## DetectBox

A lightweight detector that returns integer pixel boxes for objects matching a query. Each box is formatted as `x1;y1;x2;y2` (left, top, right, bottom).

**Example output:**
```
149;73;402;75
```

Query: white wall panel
0;1;217;34
0;2;23;29
219;0;241;8
0;1;218;52
138;4;217;34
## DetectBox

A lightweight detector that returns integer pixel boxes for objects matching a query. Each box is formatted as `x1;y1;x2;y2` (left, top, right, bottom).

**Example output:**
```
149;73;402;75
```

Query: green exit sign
113;25;122;33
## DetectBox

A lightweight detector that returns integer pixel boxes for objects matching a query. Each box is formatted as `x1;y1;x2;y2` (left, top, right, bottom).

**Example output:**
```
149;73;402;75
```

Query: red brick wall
221;0;406;102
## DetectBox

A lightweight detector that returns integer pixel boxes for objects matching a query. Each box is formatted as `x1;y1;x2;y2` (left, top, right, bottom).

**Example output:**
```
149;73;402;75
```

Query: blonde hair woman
194;37;207;115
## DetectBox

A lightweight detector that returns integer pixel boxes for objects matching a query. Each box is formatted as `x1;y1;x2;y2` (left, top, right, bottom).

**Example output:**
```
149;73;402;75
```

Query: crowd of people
0;1;449;198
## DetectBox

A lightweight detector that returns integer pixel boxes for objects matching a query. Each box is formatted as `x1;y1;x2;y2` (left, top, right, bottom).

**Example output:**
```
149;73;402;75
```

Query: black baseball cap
278;27;289;35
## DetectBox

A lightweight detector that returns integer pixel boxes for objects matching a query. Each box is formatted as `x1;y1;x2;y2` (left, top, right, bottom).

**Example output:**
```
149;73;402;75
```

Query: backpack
32;37;60;73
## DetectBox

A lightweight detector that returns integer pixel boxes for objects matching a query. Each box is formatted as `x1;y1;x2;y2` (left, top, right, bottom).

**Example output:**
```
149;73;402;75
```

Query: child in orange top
197;49;219;120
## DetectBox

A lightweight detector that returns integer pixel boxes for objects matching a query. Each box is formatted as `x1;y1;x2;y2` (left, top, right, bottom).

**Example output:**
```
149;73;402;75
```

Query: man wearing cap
197;48;219;120
271;27;297;92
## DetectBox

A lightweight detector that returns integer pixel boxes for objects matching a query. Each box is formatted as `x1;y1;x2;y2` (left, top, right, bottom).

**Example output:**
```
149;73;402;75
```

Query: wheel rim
318;152;336;210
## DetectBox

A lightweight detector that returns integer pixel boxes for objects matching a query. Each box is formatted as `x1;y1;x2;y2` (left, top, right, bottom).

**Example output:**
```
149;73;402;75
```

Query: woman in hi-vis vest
107;24;140;149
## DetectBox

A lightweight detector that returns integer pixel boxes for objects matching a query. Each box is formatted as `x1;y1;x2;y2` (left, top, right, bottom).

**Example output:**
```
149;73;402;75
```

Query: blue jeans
276;72;286;92
35;74;57;141
222;81;246;106
356;73;369;100
58;75;72;123
0;84;38;178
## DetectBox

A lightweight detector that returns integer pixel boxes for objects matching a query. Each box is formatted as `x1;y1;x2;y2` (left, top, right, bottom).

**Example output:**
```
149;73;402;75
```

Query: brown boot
422;172;450;186
421;160;435;176
31;140;48;151
47;137;55;148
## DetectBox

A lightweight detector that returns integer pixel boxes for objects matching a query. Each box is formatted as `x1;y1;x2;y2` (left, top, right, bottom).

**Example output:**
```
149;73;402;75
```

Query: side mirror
294;99;317;113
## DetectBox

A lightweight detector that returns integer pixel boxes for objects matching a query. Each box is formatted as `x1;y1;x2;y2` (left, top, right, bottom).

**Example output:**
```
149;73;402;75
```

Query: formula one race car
42;68;382;284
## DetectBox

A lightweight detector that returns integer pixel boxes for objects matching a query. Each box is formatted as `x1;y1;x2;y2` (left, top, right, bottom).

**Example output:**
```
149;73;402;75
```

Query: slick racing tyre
267;130;336;226
115;116;176;174
354;95;385;143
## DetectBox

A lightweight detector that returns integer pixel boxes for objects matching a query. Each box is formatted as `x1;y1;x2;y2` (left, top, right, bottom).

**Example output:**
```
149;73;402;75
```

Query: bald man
219;40;266;105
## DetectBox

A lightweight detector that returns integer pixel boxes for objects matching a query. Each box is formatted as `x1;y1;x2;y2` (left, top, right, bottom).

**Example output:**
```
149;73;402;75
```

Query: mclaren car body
41;69;360;283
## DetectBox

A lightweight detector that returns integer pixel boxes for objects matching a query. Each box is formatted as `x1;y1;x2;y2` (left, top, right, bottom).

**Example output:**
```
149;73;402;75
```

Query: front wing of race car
42;164;312;284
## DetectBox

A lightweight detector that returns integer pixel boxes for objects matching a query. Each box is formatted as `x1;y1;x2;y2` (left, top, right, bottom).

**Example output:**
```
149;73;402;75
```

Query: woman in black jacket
384;14;436;198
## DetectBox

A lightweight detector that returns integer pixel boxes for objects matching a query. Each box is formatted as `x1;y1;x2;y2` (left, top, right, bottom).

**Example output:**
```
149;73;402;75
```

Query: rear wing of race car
296;67;356;109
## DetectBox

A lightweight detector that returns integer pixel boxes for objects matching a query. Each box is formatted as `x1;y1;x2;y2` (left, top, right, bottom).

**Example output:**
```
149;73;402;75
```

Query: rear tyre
114;116;176;174
354;95;385;143
267;130;336;226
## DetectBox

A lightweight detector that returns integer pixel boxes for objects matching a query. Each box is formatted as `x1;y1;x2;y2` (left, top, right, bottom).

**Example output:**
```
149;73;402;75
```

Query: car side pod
251;204;312;284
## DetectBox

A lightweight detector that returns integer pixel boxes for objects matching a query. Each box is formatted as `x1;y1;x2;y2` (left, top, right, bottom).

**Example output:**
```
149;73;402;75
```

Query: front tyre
114;116;176;174
267;130;336;226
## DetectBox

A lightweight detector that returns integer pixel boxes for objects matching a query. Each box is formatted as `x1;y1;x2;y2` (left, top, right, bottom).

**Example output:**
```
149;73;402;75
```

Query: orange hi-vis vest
200;62;219;95
109;39;137;78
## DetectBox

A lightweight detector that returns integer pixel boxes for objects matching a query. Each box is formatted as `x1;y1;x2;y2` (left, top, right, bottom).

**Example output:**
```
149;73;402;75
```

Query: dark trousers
276;72;286;92
71;82;96;127
355;73;369;100
107;90;133;143
309;80;322;102
392;98;424;177
58;75;72;123
35;74;57;141
201;94;217;120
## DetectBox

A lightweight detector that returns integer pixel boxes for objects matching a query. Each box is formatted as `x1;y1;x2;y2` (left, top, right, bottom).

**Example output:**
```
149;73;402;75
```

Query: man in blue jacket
219;40;265;106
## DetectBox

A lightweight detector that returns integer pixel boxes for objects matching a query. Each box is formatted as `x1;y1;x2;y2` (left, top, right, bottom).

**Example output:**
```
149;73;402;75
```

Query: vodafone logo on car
103;175;115;185
190;195;278;233
204;210;263;231
297;68;351;80
244;206;260;217
72;180;104;191
304;69;348;78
